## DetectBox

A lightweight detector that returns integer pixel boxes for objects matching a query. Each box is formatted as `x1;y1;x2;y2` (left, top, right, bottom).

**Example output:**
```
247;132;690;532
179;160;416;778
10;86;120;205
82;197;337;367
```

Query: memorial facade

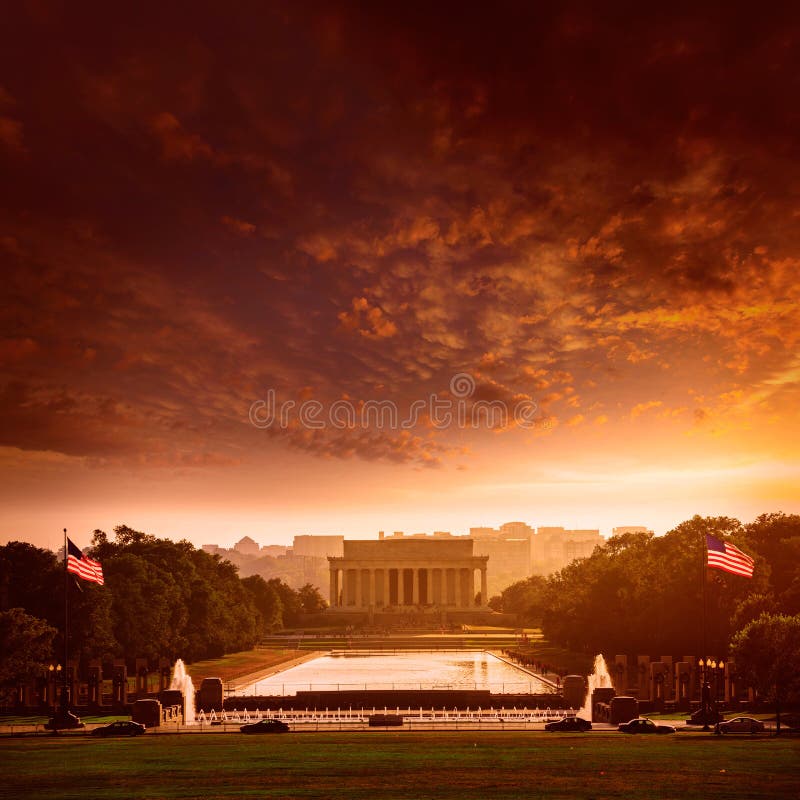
328;539;489;610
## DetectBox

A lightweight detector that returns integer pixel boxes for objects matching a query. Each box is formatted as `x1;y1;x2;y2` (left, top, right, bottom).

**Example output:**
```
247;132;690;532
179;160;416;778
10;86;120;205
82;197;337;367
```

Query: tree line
0;525;327;688
490;513;800;710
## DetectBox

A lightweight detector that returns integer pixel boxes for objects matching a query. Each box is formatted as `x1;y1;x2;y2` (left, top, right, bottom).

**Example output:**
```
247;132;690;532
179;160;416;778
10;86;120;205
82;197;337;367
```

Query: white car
718;716;765;734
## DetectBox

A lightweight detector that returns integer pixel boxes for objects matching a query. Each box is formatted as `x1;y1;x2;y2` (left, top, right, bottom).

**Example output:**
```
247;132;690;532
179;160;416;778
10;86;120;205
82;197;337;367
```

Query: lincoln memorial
328;538;489;610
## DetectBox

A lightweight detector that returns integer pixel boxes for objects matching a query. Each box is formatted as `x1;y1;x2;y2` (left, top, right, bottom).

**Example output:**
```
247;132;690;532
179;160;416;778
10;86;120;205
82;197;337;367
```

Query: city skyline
2;5;799;551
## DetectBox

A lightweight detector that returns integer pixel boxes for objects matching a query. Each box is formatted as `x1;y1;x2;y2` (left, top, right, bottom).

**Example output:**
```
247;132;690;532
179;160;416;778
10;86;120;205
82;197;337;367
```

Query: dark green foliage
1;526;325;665
0;608;57;700
495;514;799;657
0;541;114;662
298;583;327;614
489;575;547;624
0;542;60;623
729;613;800;730
240;575;284;633
742;513;800;614
266;577;303;626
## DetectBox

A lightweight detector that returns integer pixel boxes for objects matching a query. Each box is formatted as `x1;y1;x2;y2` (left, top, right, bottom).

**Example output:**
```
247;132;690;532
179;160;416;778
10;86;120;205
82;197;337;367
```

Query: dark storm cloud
1;1;799;465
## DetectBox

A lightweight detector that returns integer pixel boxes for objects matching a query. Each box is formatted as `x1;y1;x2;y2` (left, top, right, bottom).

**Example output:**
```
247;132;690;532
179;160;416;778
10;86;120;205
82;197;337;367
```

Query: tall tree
0;609;56;703
242;575;284;633
729;613;800;734
298;583;327;615
537;516;764;656
744;514;800;614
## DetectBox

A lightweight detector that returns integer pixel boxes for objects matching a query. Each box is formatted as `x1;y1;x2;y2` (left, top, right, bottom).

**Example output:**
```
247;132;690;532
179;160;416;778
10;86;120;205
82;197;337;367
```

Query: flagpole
63;527;69;713
701;532;710;731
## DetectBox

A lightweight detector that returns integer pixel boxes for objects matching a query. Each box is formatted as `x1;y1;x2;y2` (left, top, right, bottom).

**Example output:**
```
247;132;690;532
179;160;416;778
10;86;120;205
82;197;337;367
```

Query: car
44;710;85;731
545;716;592;732
618;718;676;734
91;720;145;737
240;718;290;734
688;707;721;725
717;716;765;734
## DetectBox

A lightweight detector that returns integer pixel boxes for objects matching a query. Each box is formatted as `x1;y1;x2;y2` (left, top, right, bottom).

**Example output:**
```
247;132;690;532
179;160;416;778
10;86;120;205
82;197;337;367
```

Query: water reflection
240;651;549;696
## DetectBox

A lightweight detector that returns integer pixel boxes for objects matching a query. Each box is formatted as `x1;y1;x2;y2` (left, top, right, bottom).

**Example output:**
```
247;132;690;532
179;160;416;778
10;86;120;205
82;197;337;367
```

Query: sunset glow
2;4;799;549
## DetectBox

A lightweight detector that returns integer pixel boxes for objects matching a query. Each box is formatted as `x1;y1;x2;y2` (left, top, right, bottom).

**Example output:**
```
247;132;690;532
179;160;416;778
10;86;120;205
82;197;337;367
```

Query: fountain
170;658;196;725
579;654;611;720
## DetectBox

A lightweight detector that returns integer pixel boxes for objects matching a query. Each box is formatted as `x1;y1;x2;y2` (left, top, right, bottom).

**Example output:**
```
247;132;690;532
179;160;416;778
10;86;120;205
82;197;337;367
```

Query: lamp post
699;658;711;731
699;656;725;730
48;664;61;708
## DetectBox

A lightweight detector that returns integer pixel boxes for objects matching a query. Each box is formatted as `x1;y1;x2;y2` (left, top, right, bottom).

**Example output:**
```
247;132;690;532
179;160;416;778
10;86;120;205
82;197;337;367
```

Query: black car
91;720;146;737
545;716;592;732
618;718;676;735
44;710;85;731
240;718;290;734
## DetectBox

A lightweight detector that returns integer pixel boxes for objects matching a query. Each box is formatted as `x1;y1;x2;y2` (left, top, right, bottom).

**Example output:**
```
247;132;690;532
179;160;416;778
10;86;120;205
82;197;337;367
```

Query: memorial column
369;569;376;608
426;569;433;606
468;568;476;607
454;568;462;608
412;567;420;604
329;569;337;608
355;565;362;608
481;568;488;607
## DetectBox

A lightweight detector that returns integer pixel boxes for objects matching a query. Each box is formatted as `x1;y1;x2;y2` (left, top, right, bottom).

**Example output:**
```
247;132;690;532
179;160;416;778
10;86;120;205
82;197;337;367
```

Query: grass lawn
1;732;797;800
184;648;304;684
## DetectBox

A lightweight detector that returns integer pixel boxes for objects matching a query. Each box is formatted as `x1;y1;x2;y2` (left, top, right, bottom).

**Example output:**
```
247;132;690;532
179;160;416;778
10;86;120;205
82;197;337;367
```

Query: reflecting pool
236;651;549;695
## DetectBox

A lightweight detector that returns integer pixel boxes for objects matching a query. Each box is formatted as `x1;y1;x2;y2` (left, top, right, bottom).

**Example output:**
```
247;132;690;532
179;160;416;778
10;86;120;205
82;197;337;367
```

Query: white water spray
579;654;611;720
170;658;196;725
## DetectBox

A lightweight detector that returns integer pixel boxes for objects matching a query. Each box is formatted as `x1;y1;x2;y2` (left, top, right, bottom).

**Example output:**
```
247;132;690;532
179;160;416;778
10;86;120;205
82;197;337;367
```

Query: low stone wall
221;690;562;711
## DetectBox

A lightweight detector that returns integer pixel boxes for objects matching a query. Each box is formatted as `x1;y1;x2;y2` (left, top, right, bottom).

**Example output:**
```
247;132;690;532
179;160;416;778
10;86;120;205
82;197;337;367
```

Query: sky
1;2;799;550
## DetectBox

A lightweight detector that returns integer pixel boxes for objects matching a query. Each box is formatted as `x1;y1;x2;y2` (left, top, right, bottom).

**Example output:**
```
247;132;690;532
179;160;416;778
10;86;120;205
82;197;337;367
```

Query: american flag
66;538;104;585
706;534;754;578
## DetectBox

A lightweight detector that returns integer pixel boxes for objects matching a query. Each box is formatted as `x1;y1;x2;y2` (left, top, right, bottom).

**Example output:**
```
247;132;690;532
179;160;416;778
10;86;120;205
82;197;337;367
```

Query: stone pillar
481;568;488;607
468;569;476;606
88;661;102;706
343;569;351;606
398;568;406;606
412;568;420;605
426;569;433;606
355;567;363;608
369;569;376;608
444;567;456;606
454;568;462;608
330;570;337;608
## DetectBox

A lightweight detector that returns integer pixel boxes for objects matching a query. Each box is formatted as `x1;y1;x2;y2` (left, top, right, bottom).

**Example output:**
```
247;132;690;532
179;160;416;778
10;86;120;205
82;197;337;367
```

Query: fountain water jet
580;654;611;720
170;658;196;725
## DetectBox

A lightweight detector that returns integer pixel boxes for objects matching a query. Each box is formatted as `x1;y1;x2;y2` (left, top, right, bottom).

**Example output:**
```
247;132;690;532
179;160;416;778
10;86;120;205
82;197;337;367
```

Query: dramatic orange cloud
1;3;799;547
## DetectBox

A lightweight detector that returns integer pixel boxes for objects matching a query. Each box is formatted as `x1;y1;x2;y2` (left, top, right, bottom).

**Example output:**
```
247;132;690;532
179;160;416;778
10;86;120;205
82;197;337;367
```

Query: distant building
466;522;536;597
329;538;488;610
470;537;531;598
469;526;500;538
201;544;221;555
499;521;535;539
532;527;603;575
612;526;654;536
292;535;344;559
233;536;260;556
260;545;288;557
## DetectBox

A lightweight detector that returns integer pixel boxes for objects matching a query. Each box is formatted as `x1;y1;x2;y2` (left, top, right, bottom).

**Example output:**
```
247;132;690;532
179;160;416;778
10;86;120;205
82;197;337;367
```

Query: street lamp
698;658;711;731
47;664;61;707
